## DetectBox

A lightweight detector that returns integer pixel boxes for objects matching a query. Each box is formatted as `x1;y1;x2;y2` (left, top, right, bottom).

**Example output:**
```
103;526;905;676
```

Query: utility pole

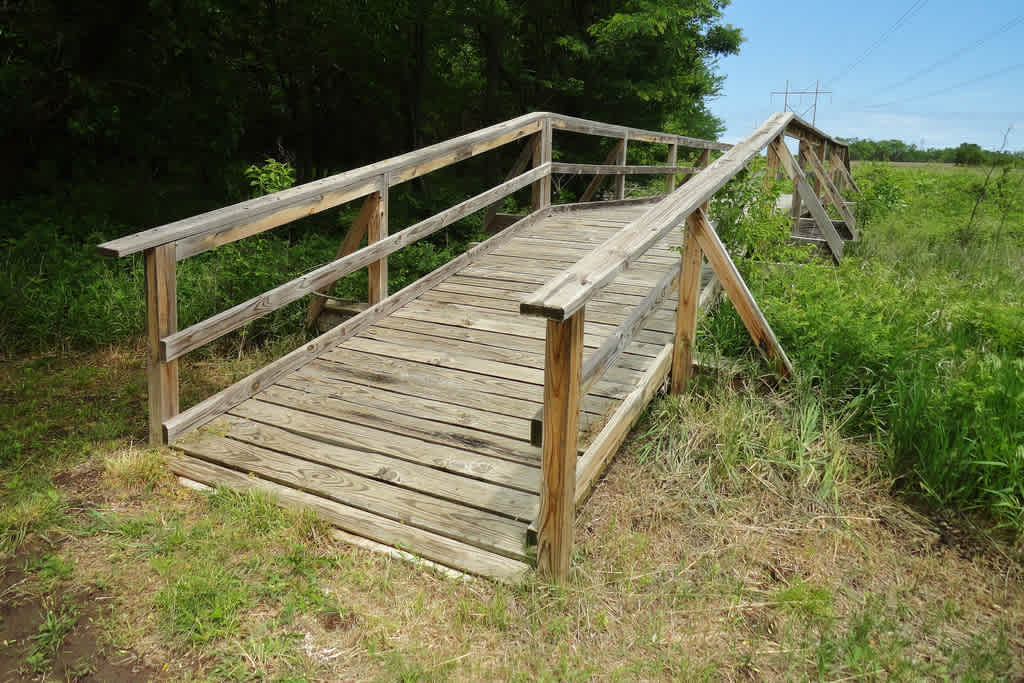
771;80;832;125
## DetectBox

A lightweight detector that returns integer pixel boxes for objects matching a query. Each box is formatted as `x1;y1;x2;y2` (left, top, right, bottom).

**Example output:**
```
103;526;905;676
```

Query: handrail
549;113;733;150
519;112;796;321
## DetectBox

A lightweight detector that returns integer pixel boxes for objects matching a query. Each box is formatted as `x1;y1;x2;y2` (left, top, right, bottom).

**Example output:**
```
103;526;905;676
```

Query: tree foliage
2;0;741;207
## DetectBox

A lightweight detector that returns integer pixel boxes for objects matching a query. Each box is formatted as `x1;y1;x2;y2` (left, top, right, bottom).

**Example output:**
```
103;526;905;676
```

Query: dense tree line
2;0;741;210
842;138;1023;166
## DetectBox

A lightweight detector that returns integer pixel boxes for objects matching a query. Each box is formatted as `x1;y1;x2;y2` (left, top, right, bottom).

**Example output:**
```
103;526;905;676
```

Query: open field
1;161;1022;680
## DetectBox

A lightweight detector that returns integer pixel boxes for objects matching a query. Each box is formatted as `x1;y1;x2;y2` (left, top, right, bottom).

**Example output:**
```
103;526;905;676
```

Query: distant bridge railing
97;112;734;446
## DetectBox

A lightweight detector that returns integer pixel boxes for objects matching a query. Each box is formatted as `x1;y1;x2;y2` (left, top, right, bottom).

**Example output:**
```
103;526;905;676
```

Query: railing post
791;140;805;228
764;135;782;188
536;308;585;582
367;175;389;305
670;220;702;394
145;243;179;445
531;118;552;210
665;142;678;193
698;148;711;213
614;133;628;200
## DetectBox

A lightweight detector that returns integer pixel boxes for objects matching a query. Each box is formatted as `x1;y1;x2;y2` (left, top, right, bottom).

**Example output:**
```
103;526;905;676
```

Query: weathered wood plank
520;112;795;321
549;114;732;150
203;415;537;521
579;140;624;202
688;209;793;378
551;162;697;177
532;119;552;210
99;113;547;258
666;142;678;193
306;189;380;327
166;453;531;580
771;138;844;262
145;244;178;445
483;140;534;232
162;205;554;443
536;311;584;581
614;136;628;200
367;181;389;304
670;225;701;394
161;164;551;361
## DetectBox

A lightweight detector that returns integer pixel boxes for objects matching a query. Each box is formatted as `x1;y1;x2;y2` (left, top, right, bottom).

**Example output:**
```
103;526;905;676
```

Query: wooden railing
521;112;856;580
97;112;732;446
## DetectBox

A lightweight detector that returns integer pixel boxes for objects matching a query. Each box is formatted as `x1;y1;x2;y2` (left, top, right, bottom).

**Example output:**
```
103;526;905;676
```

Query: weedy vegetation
1;159;1022;679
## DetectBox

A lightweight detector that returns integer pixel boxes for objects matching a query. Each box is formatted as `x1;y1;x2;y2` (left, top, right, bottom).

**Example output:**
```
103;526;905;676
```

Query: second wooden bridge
99;111;858;582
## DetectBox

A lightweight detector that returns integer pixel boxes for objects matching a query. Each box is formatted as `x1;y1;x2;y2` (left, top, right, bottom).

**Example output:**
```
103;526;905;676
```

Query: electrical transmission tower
770;80;832;126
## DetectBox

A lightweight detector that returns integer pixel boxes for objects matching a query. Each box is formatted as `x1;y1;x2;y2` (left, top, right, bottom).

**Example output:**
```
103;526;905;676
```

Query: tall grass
705;162;1024;532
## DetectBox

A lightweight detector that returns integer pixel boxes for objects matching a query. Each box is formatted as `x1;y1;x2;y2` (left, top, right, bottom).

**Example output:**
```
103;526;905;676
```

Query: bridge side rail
523;112;855;581
97;112;729;445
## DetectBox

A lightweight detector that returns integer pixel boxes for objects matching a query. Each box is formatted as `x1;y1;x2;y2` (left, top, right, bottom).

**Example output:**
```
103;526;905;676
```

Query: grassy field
1;161;1022;680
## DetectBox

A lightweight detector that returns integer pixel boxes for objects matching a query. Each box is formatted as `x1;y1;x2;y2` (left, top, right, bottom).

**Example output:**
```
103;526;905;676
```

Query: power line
770;80;831;125
864;62;1024;110
825;0;929;86
867;13;1024;99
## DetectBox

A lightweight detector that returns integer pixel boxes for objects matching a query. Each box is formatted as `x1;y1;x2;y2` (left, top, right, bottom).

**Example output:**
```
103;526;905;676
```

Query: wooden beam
614;134;628;200
306;188;379;327
99;113;547;259
687;209;793;378
549;113;732;150
536;310;585;582
551;162;695;176
670;225;701;394
368;181;389;304
483;140;534;232
532;119;552;210
519;112;794;322
145;243;179;445
800;144;859;240
772;139;844;262
162;164;549;362
666;143;678;193
764;135;782;188
579;140;624;203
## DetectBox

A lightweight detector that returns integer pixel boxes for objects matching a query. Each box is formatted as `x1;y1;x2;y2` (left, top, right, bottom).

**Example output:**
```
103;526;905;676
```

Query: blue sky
711;0;1023;150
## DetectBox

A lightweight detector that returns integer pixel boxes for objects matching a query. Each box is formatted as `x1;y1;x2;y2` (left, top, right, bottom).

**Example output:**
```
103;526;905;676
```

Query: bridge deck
169;202;713;580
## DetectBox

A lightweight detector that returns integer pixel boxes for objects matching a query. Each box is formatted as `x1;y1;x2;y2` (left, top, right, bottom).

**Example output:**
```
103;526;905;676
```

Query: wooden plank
670;225;701;394
519;112;795;321
255;384;540;466
531;120;552;211
666;142;678;192
575;344;672;505
160;163;551;362
306;189;379;327
98;113;547;258
549;113;732;150
161;205;553;443
202;415;537;521
536;311;584;582
367;181;389;304
579;140;624;202
801;144;858;240
688;209;793;378
764;135;782;188
484;140;534;232
771;138;844;263
145;244;178;445
167;453;531;580
551;162;694;176
614;135;628;200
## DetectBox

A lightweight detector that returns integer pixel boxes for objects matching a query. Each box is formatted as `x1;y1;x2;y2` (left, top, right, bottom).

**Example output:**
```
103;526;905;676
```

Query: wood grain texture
688;210;793;378
549;114;732;150
532;119;552;210
670;226;701;394
367;181;389;304
145;244;179;444
520;112;794;321
614;135;628;200
536;311;584;581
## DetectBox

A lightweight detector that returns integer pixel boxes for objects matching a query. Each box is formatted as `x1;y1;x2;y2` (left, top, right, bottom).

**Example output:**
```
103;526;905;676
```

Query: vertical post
614;134;628;200
536;309;585;582
531;118;552;211
665;142;678;193
145;244;178;445
764;135;782;188
367;176;389;305
791;140;804;228
698;148;711;213
670;221;702;394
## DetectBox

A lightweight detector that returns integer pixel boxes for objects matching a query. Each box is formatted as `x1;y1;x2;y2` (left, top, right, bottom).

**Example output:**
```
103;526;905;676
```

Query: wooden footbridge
99;112;857;582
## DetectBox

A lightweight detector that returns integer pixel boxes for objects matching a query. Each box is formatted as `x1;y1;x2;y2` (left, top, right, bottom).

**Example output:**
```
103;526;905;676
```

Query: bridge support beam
670;224;702;394
536;308;584;582
145;243;179;444
531;119;552;210
367;179;389;305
